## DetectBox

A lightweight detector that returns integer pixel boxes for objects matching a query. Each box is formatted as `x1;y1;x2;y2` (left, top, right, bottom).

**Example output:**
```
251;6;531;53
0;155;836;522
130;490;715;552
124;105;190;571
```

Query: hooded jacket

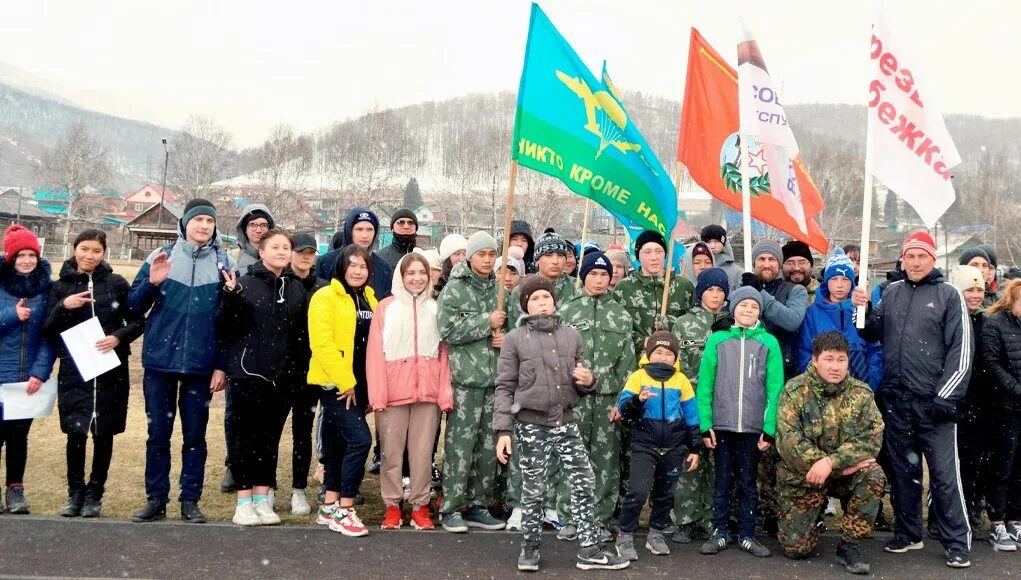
0;257;55;385
285;266;328;384
230;204;275;274
44;259;144;435
697;321;784;437
617;356;701;451
683;242;716;286
981;309;1021;412
307;278;378;392
437;260;503;389
315;208;393;300
712;241;744;291
493;314;591;433
796;281;883;390
220;261;306;384
558;289;635;396
509;220;536;274
128;220;235;375
366;255;454;412
859;268;972;403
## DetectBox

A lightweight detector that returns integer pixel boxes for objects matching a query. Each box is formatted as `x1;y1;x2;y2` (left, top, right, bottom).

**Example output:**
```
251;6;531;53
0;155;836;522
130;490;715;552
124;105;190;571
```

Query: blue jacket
128;222;234;375
0;257;55;385
796;286;883;391
315;208;392;300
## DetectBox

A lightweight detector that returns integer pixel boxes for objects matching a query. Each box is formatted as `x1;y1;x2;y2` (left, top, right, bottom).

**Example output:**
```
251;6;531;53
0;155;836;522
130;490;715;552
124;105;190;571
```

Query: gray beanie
729;286;763;311
752;239;783;263
466;231;498;259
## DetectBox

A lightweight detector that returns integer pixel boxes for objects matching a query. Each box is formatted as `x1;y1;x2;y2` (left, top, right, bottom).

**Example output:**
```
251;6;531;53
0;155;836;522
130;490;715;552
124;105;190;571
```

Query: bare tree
168;115;235;202
37;120;112;250
253;124;314;224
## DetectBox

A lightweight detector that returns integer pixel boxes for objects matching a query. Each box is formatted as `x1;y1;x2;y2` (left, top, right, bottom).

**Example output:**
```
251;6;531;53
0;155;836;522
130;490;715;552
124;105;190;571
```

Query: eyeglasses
247;222;270;231
394;219;416;227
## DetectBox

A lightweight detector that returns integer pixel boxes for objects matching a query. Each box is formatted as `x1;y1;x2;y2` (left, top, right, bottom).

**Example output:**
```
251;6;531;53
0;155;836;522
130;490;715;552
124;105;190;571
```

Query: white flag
868;11;961;227
737;20;808;235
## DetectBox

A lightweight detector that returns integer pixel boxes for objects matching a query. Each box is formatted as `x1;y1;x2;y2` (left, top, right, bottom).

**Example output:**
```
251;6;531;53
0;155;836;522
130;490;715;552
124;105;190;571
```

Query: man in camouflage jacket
612;230;693;361
670;268;731;542
776;331;885;574
437;232;508;531
555;252;634;535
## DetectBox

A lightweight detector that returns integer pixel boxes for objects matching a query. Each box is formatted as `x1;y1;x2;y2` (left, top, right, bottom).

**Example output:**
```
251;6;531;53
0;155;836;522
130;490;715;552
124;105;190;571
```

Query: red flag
678;28;828;252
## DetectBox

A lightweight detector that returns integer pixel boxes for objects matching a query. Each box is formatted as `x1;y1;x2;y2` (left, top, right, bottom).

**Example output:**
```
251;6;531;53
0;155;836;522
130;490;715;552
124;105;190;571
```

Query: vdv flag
737;21;809;235
512;3;679;237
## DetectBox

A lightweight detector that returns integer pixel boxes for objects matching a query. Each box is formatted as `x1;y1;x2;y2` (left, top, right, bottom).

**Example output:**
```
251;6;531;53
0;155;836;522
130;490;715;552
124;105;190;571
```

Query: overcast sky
3;0;1014;146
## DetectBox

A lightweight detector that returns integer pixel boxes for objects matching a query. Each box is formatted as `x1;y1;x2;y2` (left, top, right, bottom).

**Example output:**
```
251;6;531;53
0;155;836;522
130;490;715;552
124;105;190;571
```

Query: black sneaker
671;524;693;544
762;517;779;536
180;500;206;523
874;508;892;532
368;459;381;475
739;537;772;558
836;539;870;575
946;549;971;569
131;499;166;523
219;468;236;493
5;485;29;514
518;545;540;572
60;488;85;517
884;537;924;553
80;483;104;518
354;493;365;506
700;530;730;555
576;544;630;570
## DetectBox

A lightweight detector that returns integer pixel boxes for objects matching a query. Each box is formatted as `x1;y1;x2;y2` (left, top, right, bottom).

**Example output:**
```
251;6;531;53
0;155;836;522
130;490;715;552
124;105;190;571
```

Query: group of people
0;198;1015;573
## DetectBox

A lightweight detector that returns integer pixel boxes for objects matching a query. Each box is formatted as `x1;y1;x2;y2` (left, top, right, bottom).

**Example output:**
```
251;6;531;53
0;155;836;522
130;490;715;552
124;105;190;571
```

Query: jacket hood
58;258;113;282
234;204;275;259
0;256;52;297
713;241;737;265
391;253;434;302
341;207;379;251
684;242;716;284
509;220;535;262
329;276;376;303
521;313;561;332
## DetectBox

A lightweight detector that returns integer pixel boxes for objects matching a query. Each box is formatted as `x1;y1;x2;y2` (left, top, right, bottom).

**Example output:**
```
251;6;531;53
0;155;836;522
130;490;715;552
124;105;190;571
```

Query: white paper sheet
0;378;57;420
60;317;121;382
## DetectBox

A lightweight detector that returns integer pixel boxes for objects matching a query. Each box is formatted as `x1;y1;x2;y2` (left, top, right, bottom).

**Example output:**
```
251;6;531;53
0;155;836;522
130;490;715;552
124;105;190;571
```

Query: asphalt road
0;516;1009;579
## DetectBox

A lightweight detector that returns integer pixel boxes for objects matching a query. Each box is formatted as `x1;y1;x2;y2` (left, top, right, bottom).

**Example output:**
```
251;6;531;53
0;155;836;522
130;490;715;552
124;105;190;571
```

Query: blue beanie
695;267;730;305
823;248;856;288
579;251;613;282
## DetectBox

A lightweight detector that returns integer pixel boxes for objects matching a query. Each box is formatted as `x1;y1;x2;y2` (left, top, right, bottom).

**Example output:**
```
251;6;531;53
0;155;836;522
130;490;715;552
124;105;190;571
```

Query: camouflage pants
778;463;886;558
557;394;620;528
757;445;780;523
517;421;598;548
505;431;562;508
440;387;497;513
673;448;714;529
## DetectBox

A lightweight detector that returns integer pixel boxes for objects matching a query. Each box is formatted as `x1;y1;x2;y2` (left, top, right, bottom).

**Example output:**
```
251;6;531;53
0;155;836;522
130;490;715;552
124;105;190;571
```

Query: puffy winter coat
617;356;701;451
220;262;306;384
0;257;55;386
128;224;235;375
558;289;634;396
437;261;503;389
45;259;144;435
712;242;744;291
307;278;377;392
859;269;972;403
981;309;1021;412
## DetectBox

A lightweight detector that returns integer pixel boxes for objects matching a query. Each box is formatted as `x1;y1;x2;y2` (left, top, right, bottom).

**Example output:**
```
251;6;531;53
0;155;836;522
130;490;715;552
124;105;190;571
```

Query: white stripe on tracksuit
938;291;971;400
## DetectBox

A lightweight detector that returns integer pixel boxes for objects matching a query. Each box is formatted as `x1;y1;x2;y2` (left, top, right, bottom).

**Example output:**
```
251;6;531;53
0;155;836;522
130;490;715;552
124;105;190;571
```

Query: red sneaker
380;504;403;530
329;507;369;537
410;505;435;530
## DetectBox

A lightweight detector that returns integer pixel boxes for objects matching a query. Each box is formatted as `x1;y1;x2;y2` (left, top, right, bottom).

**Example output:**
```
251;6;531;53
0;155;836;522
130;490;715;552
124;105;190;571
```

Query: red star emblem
745;146;768;177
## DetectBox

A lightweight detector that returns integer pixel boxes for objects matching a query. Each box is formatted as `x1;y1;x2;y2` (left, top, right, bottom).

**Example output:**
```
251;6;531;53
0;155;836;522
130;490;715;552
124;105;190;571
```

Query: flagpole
497;161;518;311
576;198;591;289
660;161;685;317
856;16;878;330
739;135;754;270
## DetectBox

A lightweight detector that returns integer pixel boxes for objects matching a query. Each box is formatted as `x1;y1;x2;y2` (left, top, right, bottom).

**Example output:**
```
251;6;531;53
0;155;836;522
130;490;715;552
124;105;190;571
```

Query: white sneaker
254;499;281;525
506;507;523;531
291;489;311;515
825;497;838;517
543;508;561;529
232;502;261;526
267;488;275;510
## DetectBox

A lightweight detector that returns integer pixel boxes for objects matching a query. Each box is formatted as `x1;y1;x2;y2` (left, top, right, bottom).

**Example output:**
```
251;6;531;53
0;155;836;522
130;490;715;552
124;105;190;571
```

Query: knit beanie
696;267;730;305
729;285;763;311
781;240;813;265
635;230;667;254
439;234;468;261
183;198;217;225
902;231;937;261
958;247;991;267
700;224;727;246
605;248;631;270
752;239;783;263
495;255;525;275
579;251;613;282
823;248;856;287
690;242;714;264
534;231;571;259
977;244;999;268
390;208;418;229
950;265;984;292
466;231;497;260
420;248;442;270
3;225;41;262
518;274;556;314
645;330;679;359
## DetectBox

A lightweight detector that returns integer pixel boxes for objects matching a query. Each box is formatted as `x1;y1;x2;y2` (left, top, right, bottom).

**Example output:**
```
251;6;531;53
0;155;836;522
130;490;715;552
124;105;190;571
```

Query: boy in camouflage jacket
775;331;885;575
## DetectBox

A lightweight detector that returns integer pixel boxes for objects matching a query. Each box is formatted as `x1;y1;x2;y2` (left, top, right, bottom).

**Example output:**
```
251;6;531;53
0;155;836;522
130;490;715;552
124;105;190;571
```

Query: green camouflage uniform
775;366;886;558
438;261;505;513
554;289;635;529
670;307;730;534
612;272;694;362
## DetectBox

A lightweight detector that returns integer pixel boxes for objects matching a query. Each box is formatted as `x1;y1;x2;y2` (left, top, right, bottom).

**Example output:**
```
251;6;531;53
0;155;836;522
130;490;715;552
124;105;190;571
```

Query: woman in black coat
44;230;143;518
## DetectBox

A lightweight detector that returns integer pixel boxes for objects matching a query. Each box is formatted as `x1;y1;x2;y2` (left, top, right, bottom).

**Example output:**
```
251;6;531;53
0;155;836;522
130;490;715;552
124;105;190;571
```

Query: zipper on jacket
659;379;667;445
413;298;420;399
897;284;916;384
738;328;746;433
182;247;197;370
18;318;27;380
88;272;99;434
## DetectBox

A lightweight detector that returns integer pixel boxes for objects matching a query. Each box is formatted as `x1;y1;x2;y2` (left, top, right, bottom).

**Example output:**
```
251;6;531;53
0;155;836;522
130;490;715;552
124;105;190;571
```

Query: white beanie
950;265;984;292
439;234;468;262
418;248;442;270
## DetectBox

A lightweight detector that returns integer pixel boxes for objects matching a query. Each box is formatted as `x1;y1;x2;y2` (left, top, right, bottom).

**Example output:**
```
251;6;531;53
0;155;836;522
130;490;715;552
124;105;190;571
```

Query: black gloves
740;272;763;292
929;397;958;424
711;317;733;332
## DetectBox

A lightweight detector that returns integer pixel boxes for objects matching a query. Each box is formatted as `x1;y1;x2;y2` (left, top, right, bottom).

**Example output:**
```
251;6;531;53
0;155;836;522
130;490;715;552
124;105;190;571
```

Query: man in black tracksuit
853;231;973;568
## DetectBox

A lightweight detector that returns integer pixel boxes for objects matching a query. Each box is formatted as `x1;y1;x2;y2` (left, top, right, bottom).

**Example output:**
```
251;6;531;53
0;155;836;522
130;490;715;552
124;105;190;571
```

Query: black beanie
579;251;613;282
635;230;667;254
958;247;991;267
781;240;813;265
646;330;679;359
700;224;727;246
518;274;556;314
390;208;418;229
183;198;217;224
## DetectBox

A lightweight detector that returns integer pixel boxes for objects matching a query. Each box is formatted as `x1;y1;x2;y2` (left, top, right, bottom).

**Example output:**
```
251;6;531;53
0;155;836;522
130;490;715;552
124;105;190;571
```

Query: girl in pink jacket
367;252;454;531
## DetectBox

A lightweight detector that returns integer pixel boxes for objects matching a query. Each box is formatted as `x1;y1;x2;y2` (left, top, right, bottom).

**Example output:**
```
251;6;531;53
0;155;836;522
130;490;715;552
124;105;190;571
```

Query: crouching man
776;332;885;575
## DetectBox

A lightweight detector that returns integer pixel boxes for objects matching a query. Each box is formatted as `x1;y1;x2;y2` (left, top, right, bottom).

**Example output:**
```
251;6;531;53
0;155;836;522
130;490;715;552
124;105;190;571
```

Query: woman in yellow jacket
308;245;377;537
